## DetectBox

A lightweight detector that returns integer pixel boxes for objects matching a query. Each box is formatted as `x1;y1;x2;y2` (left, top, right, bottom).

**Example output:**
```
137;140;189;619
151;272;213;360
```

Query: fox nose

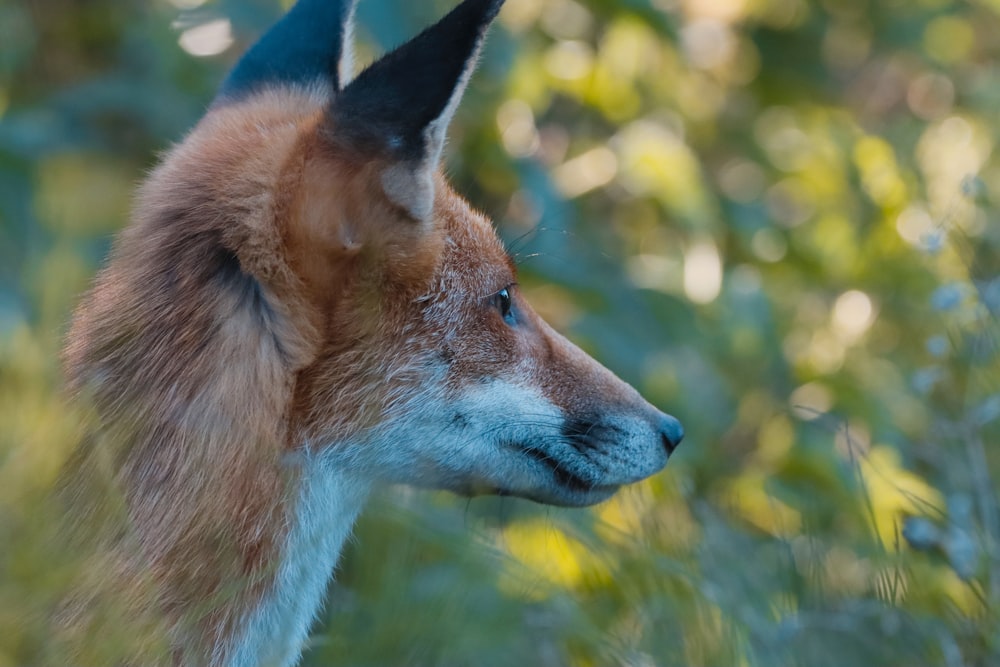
658;414;685;455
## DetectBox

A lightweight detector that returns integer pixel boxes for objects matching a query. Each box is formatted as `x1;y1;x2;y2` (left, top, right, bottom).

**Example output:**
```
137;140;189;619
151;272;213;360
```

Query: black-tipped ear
331;0;505;164
216;0;357;103
328;0;504;220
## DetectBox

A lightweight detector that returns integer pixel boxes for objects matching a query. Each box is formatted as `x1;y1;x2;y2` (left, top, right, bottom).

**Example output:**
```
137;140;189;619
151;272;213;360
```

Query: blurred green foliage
2;0;999;664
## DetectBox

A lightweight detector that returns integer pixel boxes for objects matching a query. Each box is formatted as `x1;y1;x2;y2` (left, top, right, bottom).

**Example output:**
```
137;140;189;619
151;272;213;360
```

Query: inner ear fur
281;127;445;312
327;0;506;222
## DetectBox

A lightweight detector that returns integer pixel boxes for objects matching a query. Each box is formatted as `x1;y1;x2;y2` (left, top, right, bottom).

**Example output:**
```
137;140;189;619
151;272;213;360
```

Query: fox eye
494;287;514;324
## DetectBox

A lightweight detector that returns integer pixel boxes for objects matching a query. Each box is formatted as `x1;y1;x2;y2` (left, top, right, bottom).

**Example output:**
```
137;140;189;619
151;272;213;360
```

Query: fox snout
468;391;684;508
515;403;684;507
520;358;685;507
510;313;684;505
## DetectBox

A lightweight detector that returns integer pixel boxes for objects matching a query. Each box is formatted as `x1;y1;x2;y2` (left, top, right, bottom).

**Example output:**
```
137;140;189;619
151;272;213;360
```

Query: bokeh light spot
179;19;234;58
552;146;618;198
544;40;594;81
683;239;723;304
496;99;540;158
789;382;833;421
832;290;876;342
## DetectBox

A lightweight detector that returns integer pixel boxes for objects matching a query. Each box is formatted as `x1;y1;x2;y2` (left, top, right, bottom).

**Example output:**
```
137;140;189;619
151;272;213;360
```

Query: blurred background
1;0;999;664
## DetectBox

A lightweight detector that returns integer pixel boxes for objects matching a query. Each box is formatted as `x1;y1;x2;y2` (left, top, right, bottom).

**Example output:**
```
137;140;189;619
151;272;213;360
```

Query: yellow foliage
724;472;802;537
498;519;611;598
853;136;908;209
589;19;659;120
859;445;944;547
808;213;858;275
755;414;794;468
615;120;712;224
924;16;975;64
596;481;654;544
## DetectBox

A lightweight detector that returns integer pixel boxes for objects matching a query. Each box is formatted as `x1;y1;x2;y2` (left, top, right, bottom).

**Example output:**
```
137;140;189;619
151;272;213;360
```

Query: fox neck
64;242;371;666
226;453;370;667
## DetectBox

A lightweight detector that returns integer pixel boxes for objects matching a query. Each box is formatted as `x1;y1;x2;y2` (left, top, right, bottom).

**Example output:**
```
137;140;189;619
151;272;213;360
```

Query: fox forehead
428;177;516;298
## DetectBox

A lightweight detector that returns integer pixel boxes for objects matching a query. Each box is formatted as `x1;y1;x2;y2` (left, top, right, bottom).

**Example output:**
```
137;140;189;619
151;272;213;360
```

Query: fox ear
217;0;358;102
329;0;505;221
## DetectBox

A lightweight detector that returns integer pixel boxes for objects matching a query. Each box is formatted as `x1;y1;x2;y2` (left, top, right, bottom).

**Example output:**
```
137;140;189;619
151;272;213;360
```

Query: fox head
246;0;684;506
68;0;682;511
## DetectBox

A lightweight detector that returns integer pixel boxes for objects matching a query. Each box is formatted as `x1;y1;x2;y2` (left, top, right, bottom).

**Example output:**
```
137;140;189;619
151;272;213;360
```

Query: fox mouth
497;441;620;506
520;445;603;494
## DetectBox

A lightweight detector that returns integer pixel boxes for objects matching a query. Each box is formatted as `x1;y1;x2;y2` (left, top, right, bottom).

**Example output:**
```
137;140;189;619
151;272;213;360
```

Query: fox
59;0;684;664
